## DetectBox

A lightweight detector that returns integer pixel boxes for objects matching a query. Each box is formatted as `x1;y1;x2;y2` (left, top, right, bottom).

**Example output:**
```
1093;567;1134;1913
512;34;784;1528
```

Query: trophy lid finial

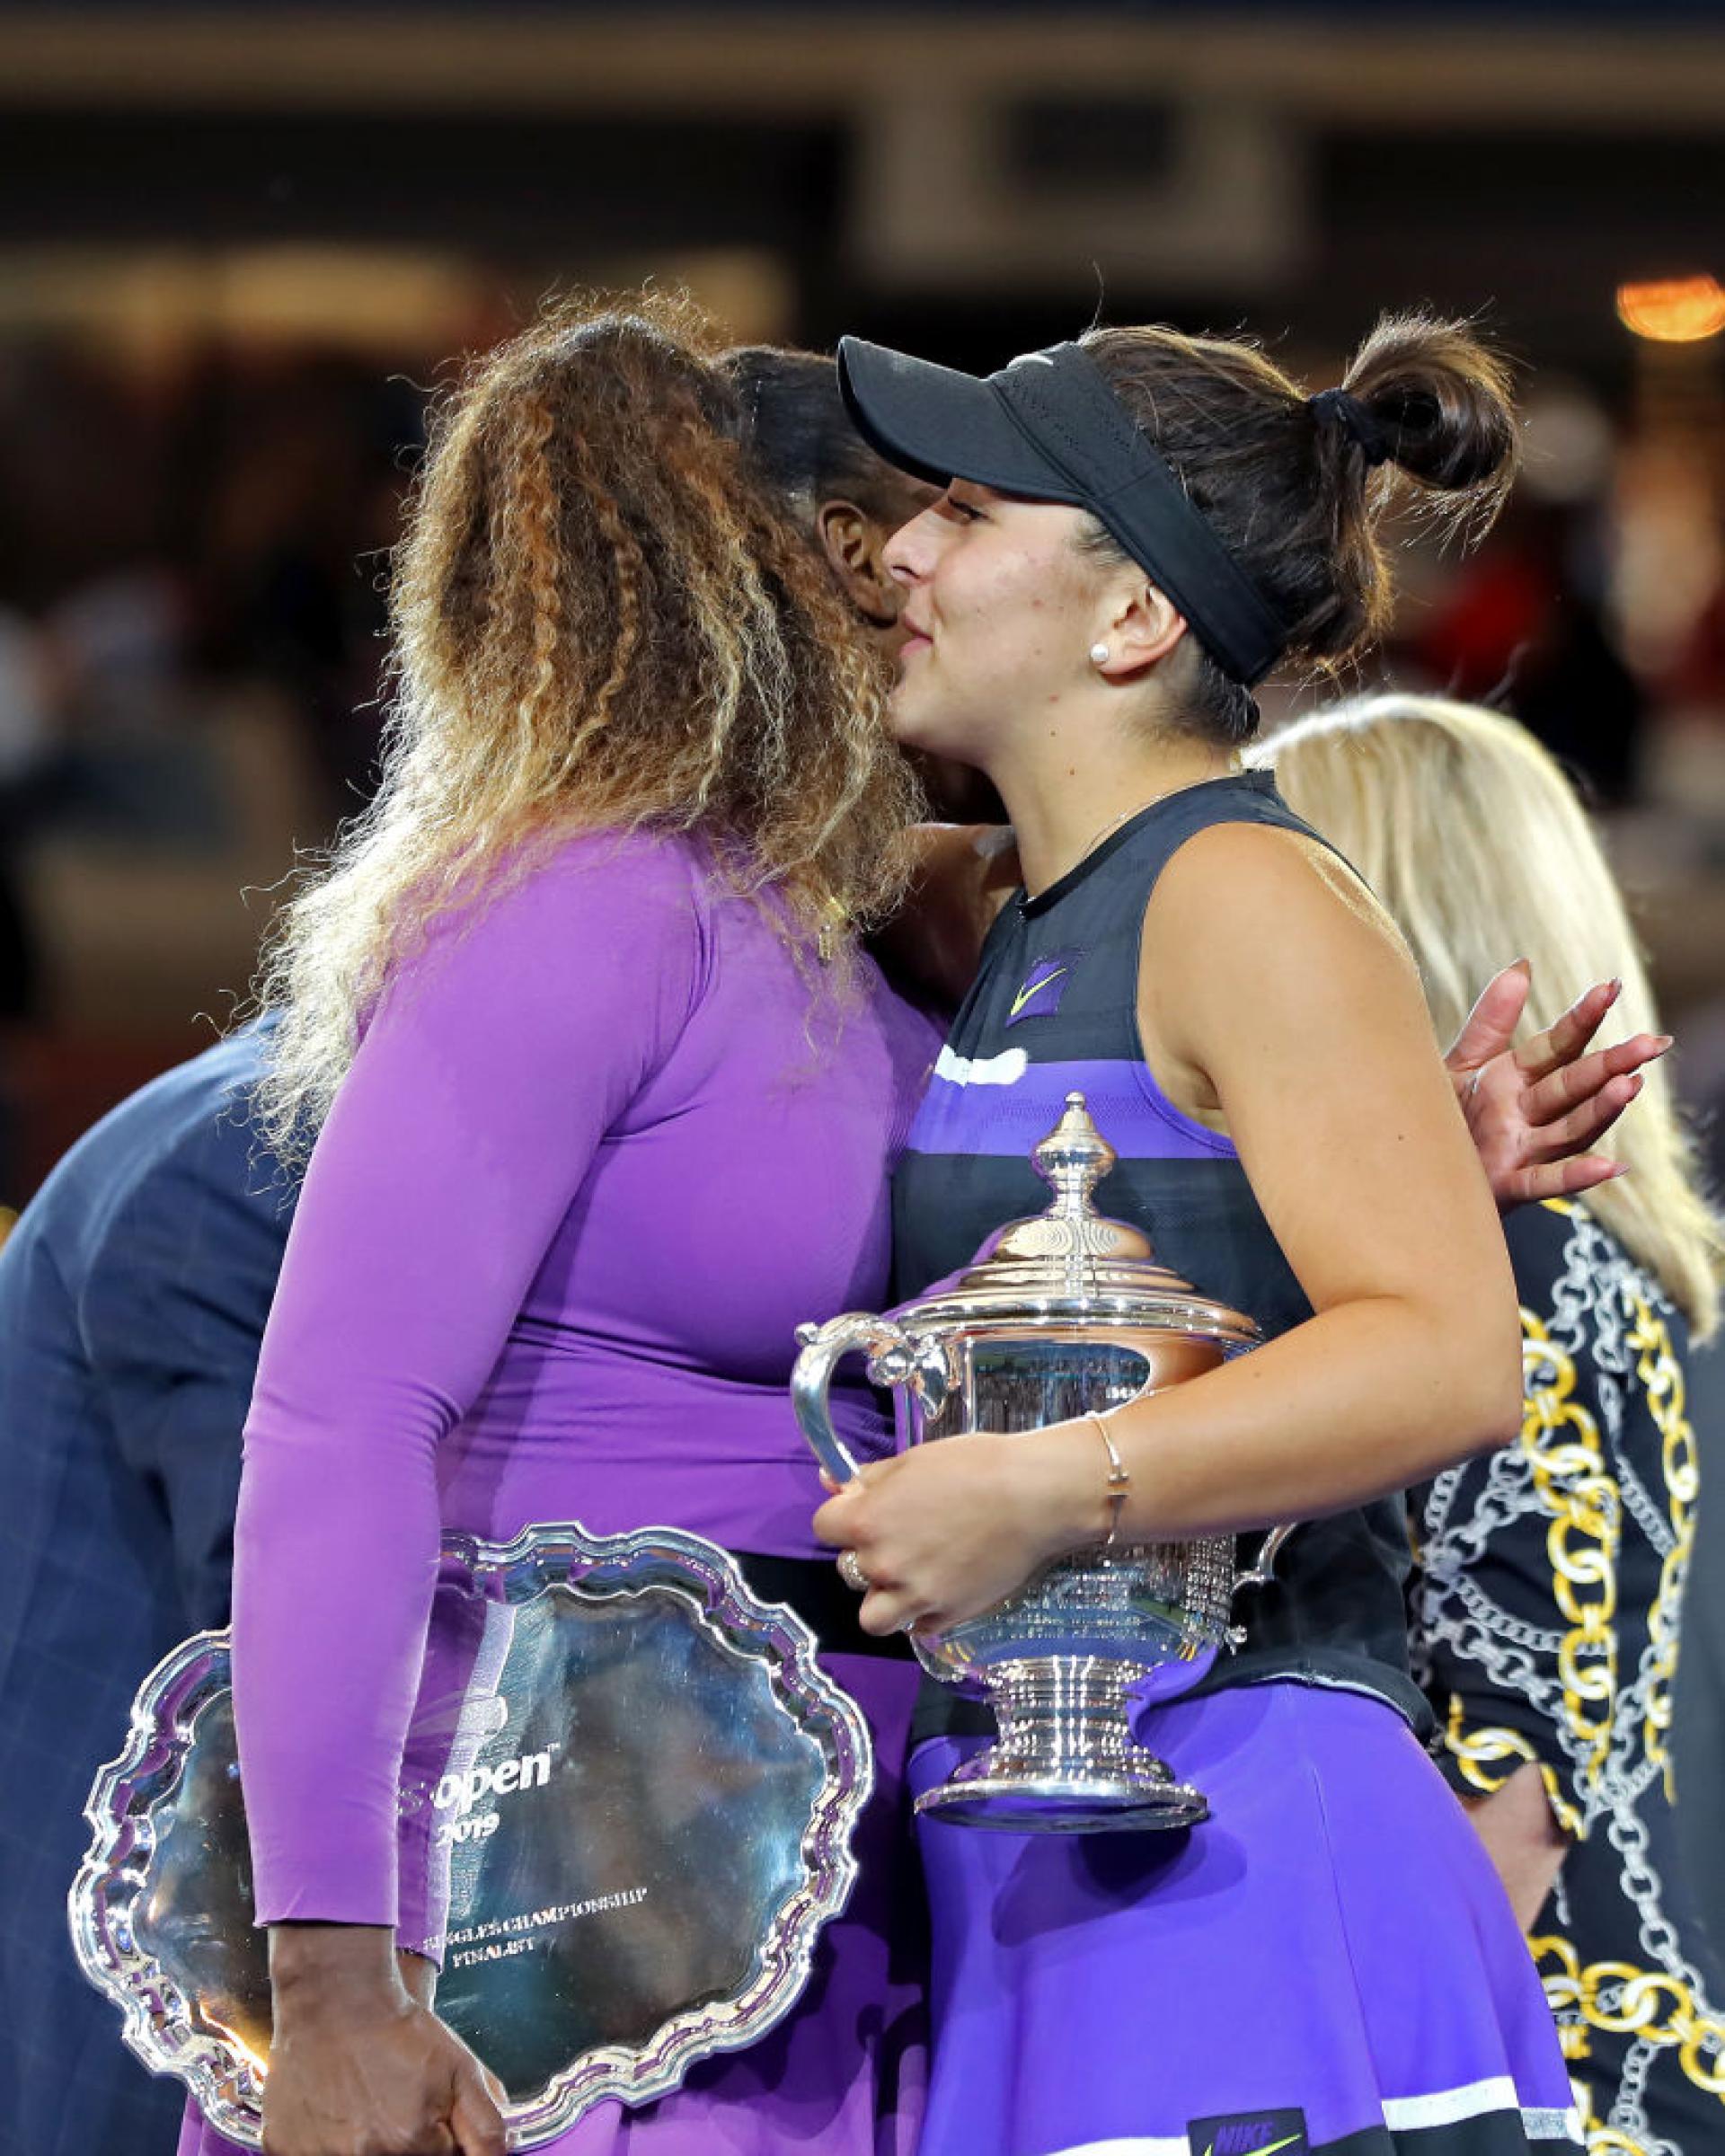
970;1091;1155;1274
1033;1092;1117;1215
889;1094;1259;1348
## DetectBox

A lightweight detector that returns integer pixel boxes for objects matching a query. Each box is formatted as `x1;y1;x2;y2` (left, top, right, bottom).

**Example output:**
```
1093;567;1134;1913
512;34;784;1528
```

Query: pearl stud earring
1089;643;1110;666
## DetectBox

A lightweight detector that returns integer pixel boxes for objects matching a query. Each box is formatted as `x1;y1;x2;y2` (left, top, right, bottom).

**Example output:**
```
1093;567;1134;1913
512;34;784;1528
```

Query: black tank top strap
1020;766;1349;925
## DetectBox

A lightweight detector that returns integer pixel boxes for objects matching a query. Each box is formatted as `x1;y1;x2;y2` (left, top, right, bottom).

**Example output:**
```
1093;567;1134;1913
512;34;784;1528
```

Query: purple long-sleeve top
233;830;942;1929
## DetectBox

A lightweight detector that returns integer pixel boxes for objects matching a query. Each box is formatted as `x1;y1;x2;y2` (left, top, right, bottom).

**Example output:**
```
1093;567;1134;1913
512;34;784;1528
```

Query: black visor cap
836;334;1286;687
837;339;1086;506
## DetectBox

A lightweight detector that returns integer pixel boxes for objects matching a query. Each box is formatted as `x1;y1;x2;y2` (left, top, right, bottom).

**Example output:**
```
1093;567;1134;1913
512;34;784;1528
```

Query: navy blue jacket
0;1022;293;2156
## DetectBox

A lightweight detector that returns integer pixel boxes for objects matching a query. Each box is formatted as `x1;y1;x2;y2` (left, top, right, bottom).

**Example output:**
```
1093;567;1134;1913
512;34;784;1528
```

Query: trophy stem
912;1657;1208;1833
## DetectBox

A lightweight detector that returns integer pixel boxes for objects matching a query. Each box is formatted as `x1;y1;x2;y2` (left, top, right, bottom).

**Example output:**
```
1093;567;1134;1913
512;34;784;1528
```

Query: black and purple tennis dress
893;774;1581;2156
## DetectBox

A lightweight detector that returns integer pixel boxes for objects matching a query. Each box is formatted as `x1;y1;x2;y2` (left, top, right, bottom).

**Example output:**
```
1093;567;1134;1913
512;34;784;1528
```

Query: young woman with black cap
814;318;1590;2156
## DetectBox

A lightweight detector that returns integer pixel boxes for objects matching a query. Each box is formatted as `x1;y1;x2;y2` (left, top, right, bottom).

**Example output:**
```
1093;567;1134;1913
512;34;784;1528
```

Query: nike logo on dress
1010;968;1067;1018
1202;2134;1303;2156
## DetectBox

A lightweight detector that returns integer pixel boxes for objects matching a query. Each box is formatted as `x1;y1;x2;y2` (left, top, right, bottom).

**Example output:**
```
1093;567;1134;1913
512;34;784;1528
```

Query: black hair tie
1308;386;1392;468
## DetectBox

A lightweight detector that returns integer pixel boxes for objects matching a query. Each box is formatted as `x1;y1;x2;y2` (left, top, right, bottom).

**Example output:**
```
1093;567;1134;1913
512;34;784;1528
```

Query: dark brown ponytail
1339;312;1520;499
1080;311;1520;739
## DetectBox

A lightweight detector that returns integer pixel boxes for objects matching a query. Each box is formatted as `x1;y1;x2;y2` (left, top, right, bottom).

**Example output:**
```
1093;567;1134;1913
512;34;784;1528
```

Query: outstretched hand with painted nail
1444;962;1670;1210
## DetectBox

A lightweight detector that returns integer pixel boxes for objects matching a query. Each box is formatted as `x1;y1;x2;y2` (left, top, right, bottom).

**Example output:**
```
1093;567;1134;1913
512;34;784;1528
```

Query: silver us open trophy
792;1092;1291;1833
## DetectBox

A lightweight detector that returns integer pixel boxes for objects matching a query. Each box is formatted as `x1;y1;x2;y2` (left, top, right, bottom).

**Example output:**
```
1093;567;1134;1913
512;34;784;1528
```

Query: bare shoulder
1137;819;1426;1100
1148;817;1403;976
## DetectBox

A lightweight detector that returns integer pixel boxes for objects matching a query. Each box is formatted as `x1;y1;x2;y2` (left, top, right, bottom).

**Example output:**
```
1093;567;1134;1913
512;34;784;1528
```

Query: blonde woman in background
1264;693;1725;2156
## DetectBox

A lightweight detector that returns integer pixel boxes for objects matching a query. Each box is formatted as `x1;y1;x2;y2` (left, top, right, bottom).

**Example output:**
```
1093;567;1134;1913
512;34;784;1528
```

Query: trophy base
914;1755;1208;1833
910;1655;1210;1834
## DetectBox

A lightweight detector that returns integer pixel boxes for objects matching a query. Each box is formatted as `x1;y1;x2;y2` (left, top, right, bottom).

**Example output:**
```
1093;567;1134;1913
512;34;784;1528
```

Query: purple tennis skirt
909;1679;1582;2156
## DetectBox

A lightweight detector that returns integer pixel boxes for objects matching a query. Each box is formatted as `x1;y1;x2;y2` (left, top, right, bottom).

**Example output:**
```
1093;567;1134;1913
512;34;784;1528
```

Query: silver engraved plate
793;1093;1292;1834
70;1521;874;2148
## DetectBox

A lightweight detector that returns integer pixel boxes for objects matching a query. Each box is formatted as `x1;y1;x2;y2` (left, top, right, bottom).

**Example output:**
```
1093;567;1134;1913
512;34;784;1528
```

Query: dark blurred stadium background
0;0;1721;1199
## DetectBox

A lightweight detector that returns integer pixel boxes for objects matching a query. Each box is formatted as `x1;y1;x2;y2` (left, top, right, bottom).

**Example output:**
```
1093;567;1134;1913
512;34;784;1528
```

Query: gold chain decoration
1519;1304;1619;1780
1428;1205;1725;2151
1534;1936;1725;2100
1443;1704;1585;1838
1627;1293;1696;1797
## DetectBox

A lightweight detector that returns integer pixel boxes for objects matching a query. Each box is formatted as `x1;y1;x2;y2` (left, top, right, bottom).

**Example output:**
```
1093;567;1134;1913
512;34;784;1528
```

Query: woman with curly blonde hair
181;296;939;2156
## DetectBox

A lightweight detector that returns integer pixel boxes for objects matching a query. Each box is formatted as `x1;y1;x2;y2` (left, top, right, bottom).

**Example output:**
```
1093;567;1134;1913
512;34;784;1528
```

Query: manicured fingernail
1511;956;1531;973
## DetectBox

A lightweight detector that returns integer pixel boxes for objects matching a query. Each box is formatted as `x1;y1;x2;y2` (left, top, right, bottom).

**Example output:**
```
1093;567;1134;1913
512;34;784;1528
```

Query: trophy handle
1232;1522;1296;1595
792;1314;953;1487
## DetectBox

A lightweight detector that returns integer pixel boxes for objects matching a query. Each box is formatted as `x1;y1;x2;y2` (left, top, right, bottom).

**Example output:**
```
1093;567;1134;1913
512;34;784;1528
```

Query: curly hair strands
1077;311;1522;741
254;292;923;1155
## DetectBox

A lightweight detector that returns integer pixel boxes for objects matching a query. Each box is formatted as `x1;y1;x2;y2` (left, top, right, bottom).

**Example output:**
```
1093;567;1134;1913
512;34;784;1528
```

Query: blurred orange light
1615;275;1725;343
